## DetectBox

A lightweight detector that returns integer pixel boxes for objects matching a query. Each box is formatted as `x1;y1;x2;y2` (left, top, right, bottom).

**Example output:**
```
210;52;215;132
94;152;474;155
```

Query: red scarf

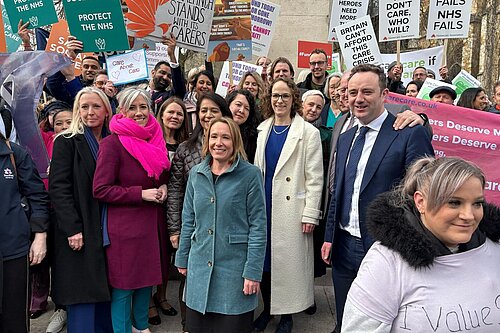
110;114;170;179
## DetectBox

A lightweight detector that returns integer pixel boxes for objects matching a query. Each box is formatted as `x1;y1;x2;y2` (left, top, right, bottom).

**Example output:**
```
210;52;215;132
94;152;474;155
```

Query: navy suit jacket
324;112;434;251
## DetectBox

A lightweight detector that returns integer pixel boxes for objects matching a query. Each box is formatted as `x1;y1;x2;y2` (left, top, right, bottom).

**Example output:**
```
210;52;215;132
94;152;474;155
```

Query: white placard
105;49;149;86
251;0;280;57
328;0;368;41
215;61;262;97
379;0;420;42
416;77;456;101
380;45;444;85
145;44;180;73
427;0;473;39
336;16;382;69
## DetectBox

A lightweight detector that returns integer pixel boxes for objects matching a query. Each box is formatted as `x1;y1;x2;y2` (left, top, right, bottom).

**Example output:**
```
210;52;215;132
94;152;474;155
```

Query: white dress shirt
341;110;388;238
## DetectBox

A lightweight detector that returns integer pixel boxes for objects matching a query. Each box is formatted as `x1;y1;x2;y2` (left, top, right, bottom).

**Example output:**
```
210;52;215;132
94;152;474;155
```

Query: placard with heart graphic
105;49;149;86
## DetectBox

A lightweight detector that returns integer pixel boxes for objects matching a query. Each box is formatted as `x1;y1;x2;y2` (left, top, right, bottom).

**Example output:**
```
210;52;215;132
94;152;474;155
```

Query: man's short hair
413;66;427;73
349;64;387;91
310;48;328;61
82;56;100;65
154;61;171;71
270;57;295;78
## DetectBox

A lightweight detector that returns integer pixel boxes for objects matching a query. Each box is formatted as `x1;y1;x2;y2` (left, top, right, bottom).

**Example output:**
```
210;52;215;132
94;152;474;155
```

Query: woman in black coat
49;87;114;333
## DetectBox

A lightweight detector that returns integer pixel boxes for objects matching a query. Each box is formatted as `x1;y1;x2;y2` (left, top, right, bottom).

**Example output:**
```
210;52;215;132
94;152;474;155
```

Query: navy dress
263;126;289;272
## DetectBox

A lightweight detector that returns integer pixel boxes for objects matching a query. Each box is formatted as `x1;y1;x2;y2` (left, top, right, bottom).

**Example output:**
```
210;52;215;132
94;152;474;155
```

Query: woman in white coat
253;77;323;333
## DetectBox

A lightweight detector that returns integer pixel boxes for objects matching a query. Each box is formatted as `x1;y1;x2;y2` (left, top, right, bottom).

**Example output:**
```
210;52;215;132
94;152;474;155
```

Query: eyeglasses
309;61;326;67
94;80;108;87
271;93;291;101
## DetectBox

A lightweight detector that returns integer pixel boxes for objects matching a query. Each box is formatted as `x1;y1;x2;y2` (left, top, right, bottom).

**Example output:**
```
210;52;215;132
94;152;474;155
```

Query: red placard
297;40;333;69
385;92;500;205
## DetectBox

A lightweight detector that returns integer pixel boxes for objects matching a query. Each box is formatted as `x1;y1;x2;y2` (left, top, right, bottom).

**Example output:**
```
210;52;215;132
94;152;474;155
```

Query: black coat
49;134;110;305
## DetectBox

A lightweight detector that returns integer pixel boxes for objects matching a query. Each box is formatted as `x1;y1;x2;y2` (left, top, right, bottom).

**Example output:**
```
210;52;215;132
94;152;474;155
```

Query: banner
124;0;215;53
63;0;129;52
207;0;252;62
385;92;500;204
328;0;368;41
379;0;420;42
45;19;95;76
336;15;382;69
251;0;279;57
297;40;333;69
0;1;22;52
3;0;57;33
0;52;71;177
215;60;262;97
427;0;473;39
331;53;341;73
416;77;456;100
105;49;149;86
380;46;444;85
452;69;480;100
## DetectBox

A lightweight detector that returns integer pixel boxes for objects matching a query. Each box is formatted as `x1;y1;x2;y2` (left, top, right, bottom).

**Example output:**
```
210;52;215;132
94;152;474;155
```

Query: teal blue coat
175;155;267;315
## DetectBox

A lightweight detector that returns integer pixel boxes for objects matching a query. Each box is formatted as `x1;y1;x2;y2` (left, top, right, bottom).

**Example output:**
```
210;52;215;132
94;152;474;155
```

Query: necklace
272;124;291;135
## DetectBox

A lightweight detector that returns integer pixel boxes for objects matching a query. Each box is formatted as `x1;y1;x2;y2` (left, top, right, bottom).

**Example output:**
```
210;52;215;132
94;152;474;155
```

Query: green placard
2;6;22;51
3;0;58;33
63;0;129;52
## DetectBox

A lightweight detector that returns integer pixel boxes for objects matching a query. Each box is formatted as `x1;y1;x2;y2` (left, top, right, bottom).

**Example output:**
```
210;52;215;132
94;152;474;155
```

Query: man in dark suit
321;64;434;332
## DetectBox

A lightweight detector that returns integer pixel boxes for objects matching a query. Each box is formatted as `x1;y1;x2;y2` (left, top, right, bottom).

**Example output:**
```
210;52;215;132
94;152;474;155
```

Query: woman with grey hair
342;156;500;333
93;87;171;333
321;72;343;127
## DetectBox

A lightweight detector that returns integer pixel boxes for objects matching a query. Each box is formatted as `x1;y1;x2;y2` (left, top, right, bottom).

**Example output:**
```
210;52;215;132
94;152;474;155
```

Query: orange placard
0;3;7;52
45;19;95;76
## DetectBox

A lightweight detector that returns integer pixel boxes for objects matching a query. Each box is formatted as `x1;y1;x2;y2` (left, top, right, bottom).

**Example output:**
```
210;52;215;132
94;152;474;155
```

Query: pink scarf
110;114;170;180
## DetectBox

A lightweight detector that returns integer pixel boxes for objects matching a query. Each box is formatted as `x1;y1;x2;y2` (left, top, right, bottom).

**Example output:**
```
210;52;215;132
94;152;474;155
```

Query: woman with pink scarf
93;87;171;333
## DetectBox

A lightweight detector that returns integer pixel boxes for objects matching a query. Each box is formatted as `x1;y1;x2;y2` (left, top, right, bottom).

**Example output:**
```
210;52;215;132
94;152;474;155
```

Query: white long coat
254;115;324;314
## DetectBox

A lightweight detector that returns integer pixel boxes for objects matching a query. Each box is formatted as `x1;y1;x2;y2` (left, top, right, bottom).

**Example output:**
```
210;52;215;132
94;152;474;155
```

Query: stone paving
31;273;336;333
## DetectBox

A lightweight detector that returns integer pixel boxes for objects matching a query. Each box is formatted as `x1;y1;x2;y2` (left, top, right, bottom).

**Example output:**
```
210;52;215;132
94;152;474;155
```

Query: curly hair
261;78;302;119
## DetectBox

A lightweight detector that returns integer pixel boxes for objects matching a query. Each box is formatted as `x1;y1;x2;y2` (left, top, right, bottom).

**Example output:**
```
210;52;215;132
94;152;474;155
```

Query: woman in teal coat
175;117;267;333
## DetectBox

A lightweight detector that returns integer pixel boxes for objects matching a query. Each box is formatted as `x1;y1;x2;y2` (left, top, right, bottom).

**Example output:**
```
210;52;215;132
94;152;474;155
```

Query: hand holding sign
65;36;83;61
161;33;177;63
17;19;30;44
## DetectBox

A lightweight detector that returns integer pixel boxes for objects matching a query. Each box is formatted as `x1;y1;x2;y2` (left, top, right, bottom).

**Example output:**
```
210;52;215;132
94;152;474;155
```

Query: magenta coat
93;134;169;289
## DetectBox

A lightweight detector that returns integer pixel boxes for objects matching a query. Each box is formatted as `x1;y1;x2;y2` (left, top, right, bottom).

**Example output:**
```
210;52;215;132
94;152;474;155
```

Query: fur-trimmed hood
367;192;500;269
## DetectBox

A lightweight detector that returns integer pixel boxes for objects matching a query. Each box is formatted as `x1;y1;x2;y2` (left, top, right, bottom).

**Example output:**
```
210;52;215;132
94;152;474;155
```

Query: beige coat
255;115;324;314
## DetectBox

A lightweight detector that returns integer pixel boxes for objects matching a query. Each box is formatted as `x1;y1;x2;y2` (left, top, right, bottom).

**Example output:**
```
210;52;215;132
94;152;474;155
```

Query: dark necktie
328;115;356;194
340;126;370;227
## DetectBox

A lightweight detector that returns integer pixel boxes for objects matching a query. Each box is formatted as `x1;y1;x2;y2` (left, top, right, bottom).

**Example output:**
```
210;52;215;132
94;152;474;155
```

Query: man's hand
68;232;84;251
103;81;118;98
321;242;332;264
163;33;177;63
170;235;179;249
439;65;448;80
393;110;425;130
65;36;83;61
18;20;31;44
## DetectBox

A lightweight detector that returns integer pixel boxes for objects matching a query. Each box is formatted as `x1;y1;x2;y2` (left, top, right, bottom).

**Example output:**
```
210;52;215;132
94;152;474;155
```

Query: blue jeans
331;230;366;332
111;287;152;333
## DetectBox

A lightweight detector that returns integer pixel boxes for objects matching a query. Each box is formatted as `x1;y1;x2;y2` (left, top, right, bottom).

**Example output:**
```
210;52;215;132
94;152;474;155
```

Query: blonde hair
61;87;112;138
237;71;265;100
117;87;152;114
397;156;485;213
202;117;247;164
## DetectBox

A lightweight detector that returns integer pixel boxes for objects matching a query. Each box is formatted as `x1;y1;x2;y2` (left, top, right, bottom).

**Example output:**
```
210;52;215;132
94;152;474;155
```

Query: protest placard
207;0;252;62
328;0;368;41
64;0;129;52
427;0;473;39
385;92;500;204
215;60;262;97
124;0;215;53
145;43;179;73
251;0;279;57
0;2;21;52
416;77;456;100
297;40;333;69
105;49;149;86
330;53;341;73
379;0;420;42
452;69;480;98
380;46;444;85
45;19;95;76
0;3;8;52
335;16;382;69
3;0;57;33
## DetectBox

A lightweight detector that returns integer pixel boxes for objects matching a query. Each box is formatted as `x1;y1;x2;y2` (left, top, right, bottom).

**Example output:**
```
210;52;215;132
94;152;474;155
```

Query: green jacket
175;155;267;315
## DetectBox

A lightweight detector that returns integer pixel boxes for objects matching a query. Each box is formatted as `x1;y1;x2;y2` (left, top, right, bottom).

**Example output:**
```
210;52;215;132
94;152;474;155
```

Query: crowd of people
0;22;499;333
